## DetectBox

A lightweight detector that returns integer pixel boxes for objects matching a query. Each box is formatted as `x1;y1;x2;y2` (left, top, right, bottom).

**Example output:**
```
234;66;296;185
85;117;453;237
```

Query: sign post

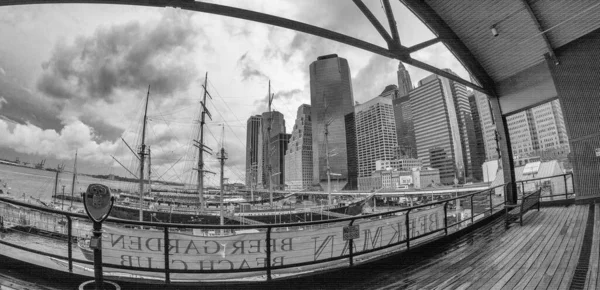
81;184;115;290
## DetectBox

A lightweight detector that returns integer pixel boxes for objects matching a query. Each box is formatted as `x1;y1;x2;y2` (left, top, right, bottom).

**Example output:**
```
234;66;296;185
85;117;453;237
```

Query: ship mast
195;72;213;211
70;150;78;211
217;124;227;234
267;81;274;207
138;86;150;222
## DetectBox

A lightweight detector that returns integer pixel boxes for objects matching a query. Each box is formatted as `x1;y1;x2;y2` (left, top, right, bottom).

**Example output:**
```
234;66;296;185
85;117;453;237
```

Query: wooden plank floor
585;204;600;290
355;204;590;290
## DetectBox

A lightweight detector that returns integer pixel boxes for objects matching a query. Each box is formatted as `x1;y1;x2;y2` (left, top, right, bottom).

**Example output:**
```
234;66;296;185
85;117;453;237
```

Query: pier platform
2;202;596;290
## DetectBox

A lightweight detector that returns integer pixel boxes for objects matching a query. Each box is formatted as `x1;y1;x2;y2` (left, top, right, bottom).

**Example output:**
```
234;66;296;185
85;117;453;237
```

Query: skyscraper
310;54;355;190
473;91;499;161
355;95;398;179
245;115;261;188
270;133;291;189
468;94;485;181
284;104;313;191
397;62;413;98
393;94;417;158
410;70;474;184
257;111;286;188
506;99;570;165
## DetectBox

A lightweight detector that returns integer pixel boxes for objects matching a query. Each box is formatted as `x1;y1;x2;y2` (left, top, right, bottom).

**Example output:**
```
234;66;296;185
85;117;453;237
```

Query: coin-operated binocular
81;184;118;290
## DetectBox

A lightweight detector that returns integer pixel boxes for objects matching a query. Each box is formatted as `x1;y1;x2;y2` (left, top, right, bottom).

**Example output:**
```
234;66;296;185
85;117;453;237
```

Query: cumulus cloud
238;52;269;82
0;119;118;163
352;55;397;102
37;9;202;102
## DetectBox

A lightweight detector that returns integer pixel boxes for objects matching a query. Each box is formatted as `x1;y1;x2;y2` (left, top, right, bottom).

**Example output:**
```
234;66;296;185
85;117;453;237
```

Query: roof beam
407;37;441;53
400;0;497;96
519;0;559;65
382;0;402;47
352;0;394;46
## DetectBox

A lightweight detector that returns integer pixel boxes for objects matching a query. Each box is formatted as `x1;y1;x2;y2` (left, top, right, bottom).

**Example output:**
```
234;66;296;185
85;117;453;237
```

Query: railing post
443;202;448;236
563;174;568;199
67;216;73;273
405;209;411;250
348;219;355;266
266;227;272;281
489;189;493;215
163;227;170;284
521;181;525;195
470;195;474;224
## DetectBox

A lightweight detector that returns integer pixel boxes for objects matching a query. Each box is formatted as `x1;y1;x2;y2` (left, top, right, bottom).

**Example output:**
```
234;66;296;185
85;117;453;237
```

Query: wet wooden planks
371;205;589;290
0;273;60;290
584;204;600;290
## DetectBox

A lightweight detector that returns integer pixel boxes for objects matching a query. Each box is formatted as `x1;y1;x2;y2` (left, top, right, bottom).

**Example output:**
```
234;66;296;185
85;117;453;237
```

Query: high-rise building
310;54;355;190
257;111;286;188
410;70;474;184
344;112;358;190
531;100;570;151
506;99;570;165
355;96;398;179
397;62;413;98
393;94;417;158
473;91;499;161
245;115;261;188
270;133;291;190
507;110;538;158
284;105;313;191
468;94;485;181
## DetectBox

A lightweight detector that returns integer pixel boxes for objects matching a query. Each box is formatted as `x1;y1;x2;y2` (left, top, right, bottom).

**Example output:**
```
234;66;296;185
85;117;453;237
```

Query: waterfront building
355;95;398;179
397;62;413;98
257;111;286;188
411;167;441;189
284;105;313;191
310;54;355;190
375;159;422;171
357;169;412;191
245;115;261;188
410;70;474;184
468;94;485;181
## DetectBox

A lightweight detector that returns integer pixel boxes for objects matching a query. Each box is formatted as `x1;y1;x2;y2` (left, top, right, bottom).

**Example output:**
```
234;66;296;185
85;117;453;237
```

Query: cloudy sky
0;0;469;187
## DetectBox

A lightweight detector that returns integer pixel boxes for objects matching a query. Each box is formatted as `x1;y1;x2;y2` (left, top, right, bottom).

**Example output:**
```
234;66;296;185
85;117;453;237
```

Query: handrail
0;173;574;284
0;183;509;229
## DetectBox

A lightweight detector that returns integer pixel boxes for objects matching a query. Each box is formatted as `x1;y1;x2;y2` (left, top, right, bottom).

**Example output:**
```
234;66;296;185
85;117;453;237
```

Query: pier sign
76;206;444;280
343;225;360;240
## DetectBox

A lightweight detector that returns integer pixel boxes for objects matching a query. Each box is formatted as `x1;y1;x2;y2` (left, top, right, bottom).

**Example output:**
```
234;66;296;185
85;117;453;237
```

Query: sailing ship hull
109;203;360;225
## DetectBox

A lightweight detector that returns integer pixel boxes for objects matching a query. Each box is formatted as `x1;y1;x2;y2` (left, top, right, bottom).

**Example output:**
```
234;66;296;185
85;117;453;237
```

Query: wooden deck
350;204;591;290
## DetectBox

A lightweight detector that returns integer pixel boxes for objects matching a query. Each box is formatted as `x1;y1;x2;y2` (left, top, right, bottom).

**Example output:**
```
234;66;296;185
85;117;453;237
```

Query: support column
489;96;518;205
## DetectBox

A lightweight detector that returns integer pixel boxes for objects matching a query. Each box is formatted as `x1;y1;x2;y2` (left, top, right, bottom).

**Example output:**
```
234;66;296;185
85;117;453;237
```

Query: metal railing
0;173;574;284
514;172;574;201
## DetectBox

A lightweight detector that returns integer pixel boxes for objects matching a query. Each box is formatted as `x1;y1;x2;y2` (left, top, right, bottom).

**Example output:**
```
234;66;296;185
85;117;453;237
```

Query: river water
0;163;136;203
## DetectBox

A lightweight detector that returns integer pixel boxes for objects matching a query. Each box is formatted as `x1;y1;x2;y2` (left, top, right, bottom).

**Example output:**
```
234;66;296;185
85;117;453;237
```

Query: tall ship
100;77;369;225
